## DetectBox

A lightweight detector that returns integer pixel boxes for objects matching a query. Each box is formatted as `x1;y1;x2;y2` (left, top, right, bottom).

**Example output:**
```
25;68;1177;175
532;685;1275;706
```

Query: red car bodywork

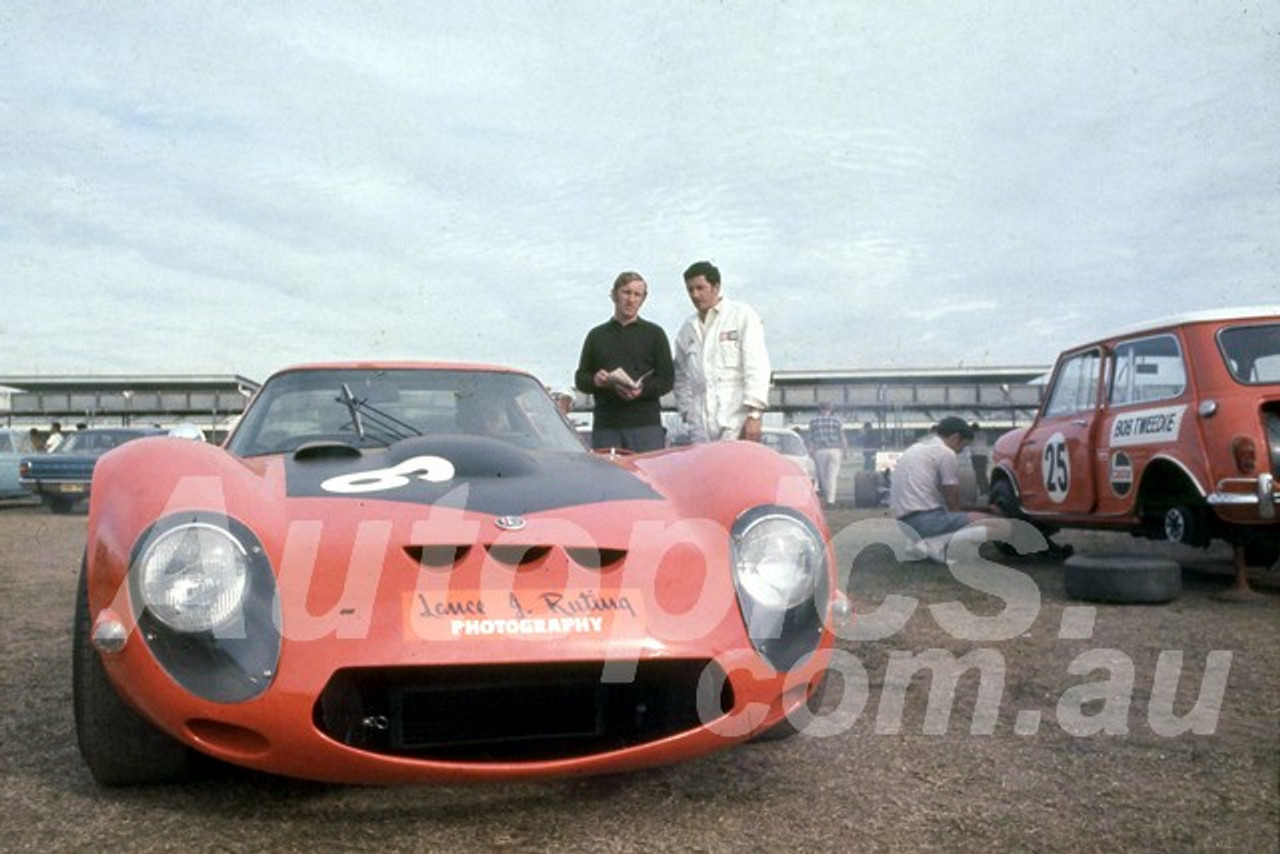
78;363;838;785
990;308;1280;553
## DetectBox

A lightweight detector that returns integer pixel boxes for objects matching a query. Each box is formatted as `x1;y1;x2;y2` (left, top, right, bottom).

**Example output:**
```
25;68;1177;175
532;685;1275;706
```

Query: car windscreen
226;368;587;457
1219;323;1280;384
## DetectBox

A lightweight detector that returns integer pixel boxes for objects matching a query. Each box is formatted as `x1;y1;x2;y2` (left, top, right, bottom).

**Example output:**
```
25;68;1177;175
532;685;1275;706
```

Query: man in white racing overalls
673;260;772;443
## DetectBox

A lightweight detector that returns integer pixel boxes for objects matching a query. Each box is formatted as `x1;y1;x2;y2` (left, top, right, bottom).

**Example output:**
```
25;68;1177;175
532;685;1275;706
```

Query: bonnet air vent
485;545;552;568
566;548;627;571
293;441;363;461
406;545;474;570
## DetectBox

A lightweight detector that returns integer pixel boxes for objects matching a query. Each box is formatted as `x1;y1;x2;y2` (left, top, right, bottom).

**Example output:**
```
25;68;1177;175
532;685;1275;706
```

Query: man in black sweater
574;271;675;452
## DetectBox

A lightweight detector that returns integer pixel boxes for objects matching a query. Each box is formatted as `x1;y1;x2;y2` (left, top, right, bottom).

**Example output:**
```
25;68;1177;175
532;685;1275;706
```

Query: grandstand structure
769;366;1049;447
0;375;258;441
2;365;1051;448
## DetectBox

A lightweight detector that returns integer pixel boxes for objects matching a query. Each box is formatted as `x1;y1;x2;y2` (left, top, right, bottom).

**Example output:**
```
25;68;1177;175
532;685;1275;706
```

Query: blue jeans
899;507;972;538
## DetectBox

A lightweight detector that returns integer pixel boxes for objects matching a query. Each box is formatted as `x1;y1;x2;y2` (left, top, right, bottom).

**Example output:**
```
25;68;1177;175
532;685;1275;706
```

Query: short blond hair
612;271;646;293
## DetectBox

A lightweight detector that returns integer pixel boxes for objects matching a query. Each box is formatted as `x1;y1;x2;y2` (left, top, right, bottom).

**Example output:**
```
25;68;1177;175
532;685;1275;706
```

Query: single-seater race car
75;362;839;785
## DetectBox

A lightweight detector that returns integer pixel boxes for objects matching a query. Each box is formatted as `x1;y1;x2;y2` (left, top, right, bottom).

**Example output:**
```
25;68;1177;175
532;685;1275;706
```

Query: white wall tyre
1063;554;1182;604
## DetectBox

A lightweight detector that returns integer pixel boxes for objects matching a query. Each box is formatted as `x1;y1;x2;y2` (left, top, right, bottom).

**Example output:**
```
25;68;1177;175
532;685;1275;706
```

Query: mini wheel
1162;505;1210;547
1063;554;1182;604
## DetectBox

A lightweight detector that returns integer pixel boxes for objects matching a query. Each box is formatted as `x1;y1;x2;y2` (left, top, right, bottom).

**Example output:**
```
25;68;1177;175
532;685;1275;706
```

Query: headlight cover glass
730;506;830;672
139;523;250;633
732;511;823;610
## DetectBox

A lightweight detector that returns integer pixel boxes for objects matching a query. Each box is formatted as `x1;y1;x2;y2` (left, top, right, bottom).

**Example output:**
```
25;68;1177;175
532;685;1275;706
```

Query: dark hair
934;416;975;441
683;260;720;285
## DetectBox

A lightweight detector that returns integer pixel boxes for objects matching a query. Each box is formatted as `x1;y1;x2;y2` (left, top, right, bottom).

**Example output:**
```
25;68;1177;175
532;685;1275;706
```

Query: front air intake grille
314;660;730;762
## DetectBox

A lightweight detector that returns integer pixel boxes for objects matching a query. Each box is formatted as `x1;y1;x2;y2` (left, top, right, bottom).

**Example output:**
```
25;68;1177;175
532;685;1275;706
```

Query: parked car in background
990;307;1280;574
761;426;818;488
19;427;166;513
1;428;38;500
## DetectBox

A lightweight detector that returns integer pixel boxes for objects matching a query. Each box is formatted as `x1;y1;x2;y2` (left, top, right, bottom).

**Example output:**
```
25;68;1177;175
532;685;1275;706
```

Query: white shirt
673;297;771;442
889;435;959;517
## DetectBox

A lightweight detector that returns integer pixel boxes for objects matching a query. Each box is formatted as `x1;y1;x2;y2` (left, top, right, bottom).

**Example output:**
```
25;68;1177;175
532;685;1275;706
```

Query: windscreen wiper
336;385;422;443
339;384;366;440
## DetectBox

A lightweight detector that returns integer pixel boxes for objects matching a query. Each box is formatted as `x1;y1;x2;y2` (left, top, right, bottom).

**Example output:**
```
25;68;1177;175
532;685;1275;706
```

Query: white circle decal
1041;433;1070;504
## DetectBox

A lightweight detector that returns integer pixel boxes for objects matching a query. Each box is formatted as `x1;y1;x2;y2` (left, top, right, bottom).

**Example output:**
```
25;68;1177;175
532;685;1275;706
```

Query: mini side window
1219;322;1280;384
1109;334;1186;406
1044;350;1102;418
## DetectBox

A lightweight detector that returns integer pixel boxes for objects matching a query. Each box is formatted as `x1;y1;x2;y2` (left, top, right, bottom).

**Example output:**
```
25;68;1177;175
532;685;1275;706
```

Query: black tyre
853;471;880;508
47;496;76;514
751;670;830;742
1063;554;1182;604
73;559;192;785
1162;505;1209;547
988;477;1021;518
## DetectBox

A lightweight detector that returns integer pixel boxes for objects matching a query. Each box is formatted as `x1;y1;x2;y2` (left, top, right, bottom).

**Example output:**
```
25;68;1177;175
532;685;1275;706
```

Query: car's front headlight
129;514;279;702
139;523;250;633
731;507;830;671
732;513;823;610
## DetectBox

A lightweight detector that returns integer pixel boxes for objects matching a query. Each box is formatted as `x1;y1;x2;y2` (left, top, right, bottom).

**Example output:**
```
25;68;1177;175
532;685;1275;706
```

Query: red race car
75;363;838;785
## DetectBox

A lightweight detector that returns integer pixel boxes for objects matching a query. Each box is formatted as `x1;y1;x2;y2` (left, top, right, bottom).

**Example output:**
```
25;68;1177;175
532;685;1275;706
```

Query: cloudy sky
2;1;1278;389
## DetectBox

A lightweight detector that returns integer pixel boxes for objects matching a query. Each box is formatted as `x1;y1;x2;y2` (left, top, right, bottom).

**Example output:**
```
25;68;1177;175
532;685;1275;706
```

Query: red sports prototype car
75;363;839;785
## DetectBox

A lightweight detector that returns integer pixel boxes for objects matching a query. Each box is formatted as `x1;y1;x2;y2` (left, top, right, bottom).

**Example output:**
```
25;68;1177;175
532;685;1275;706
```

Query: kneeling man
889;416;1011;549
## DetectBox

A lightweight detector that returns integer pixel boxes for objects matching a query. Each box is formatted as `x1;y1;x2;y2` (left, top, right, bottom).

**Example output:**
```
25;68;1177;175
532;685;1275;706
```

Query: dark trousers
592;425;667;453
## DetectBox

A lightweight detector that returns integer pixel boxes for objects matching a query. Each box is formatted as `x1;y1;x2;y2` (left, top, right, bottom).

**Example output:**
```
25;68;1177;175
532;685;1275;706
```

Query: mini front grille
314;660;731;762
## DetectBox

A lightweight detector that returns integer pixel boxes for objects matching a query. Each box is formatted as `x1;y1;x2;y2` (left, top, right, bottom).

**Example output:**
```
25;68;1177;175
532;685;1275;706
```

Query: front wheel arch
73;556;193;786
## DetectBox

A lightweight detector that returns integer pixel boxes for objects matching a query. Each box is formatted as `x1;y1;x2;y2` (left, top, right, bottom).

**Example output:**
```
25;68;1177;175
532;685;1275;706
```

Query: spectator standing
44;422;65;452
859;421;879;471
672;260;771;443
888;416;1011;542
807;403;847;508
968;422;990;498
574;271;675;452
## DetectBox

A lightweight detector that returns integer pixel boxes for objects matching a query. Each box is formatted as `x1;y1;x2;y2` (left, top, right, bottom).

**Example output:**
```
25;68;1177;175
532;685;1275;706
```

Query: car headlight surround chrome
129;513;280;703
139;523;250;633
730;506;831;672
